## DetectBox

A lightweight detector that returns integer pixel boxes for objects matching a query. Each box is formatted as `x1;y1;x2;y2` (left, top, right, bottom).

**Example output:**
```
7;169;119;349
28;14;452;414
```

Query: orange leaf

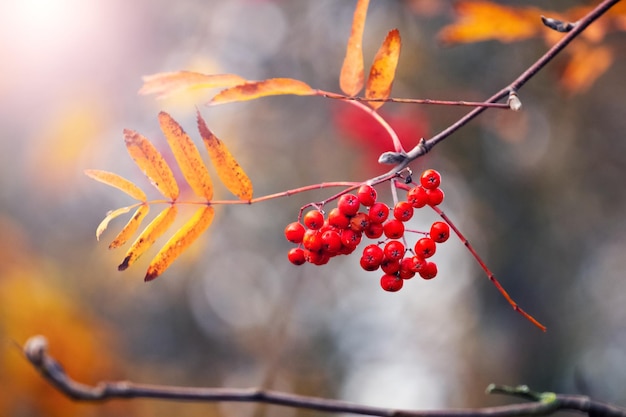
438;1;544;45
124;129;179;200
197;112;253;200
561;43;613;93
145;205;215;281
95;206;133;241
84;169;147;202
340;0;369;96
118;205;178;271
209;78;315;105
365;29;401;111
108;204;150;249
139;71;247;99
158;112;214;200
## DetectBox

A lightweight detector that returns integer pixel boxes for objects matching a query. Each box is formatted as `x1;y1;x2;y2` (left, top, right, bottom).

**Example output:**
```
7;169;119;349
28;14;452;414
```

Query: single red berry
419;261;438;279
340;228;362;248
288;248;306;265
337;194;360;217
383;240;405;261
409;255;427;273
328;207;350;229
398;257;417;279
420;169;441;190
383;219;405;239
360;256;380;271
362;244;384;264
302;229;323;251
303;210;324;230
364;222;384;239
349;212;370;232
425;188;445;206
406;186;428;209
430;221;450;243
393;201;414;222
368;202;390;224
321;230;342;253
380;274;404;292
284;222;305;243
305;249;330;265
414;237;436;258
380;257;401;274
357;184;377;207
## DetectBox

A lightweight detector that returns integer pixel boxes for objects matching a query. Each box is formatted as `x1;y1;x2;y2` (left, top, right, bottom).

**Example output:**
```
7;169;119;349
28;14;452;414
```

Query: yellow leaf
561;44;613;93
108;204;150;249
438;1;543;45
340;0;369;96
84;169;147;202
209;78;315;105
139;71;247;99
145;205;215;281
158;112;214;200
365;29;401;111
96;206;133;241
197;112;253;200
124;129;179;200
118;205;178;271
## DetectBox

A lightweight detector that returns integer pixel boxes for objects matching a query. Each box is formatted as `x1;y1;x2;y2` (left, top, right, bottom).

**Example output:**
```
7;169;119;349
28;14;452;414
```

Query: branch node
378;151;408;165
24;335;49;366
507;92;522;111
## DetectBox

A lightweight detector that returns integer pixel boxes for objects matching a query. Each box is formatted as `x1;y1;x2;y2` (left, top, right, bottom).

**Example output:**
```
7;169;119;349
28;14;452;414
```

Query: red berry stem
431;206;546;332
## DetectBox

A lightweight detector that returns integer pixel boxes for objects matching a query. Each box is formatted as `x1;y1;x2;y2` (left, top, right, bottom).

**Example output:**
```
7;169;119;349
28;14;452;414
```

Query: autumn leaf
209;78;315;105
108;204;150;249
118;205;178;271
158;112;214;200
561;43;613;93
197;111;254;200
139;71;247;99
145;205;215;281
438;1;544;45
124;129;179;200
365;29;401;110
340;0;369;96
95;206;133;241
84;169;147;202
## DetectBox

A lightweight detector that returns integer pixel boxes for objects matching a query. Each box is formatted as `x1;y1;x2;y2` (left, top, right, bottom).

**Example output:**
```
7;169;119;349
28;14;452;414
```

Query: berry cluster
285;169;451;292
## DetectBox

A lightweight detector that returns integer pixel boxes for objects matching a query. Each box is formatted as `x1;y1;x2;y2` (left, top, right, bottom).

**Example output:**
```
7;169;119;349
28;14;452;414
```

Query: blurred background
1;0;625;416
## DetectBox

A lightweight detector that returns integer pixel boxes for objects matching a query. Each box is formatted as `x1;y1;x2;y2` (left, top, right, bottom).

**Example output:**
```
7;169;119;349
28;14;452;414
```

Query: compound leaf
118;205;178;271
84;169;147;202
158;112;214;200
209;78;315;105
124;129;179;201
197;111;253;200
108;204;150;249
365;29;401;110
340;0;369;96
139;71;247;99
145;205;215;281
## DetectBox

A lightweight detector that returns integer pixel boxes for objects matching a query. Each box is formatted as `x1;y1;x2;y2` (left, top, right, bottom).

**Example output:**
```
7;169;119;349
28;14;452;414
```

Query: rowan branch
23;336;626;417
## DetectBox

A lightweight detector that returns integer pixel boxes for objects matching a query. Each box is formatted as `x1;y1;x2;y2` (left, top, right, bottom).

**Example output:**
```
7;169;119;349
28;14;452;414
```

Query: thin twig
22;336;626;417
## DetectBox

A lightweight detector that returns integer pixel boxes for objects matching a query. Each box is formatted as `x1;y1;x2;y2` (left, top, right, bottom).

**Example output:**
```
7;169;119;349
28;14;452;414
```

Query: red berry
303;229;323;251
380;257;401;274
430;221;450;243
419;261;438;279
349;212;370;232
357;184;377;207
362;244;384;263
337;194;360;217
425;188;445;206
383;219;405;239
321;230;342;253
284;222;305;243
406;186;428;209
409;255;427;273
288;248;306;265
360;256;380;271
414;237;436;258
398;257;416;279
393;201;414;222
364;222;384;239
340;229;362;248
328;207;350;229
368;202;390;224
380;274;403;292
305;249;330;265
383;240;405;261
303;210;324;230
420;169;441;190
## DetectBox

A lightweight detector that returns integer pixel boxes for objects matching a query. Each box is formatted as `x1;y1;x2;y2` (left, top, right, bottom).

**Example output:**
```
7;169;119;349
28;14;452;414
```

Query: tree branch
22;336;626;417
